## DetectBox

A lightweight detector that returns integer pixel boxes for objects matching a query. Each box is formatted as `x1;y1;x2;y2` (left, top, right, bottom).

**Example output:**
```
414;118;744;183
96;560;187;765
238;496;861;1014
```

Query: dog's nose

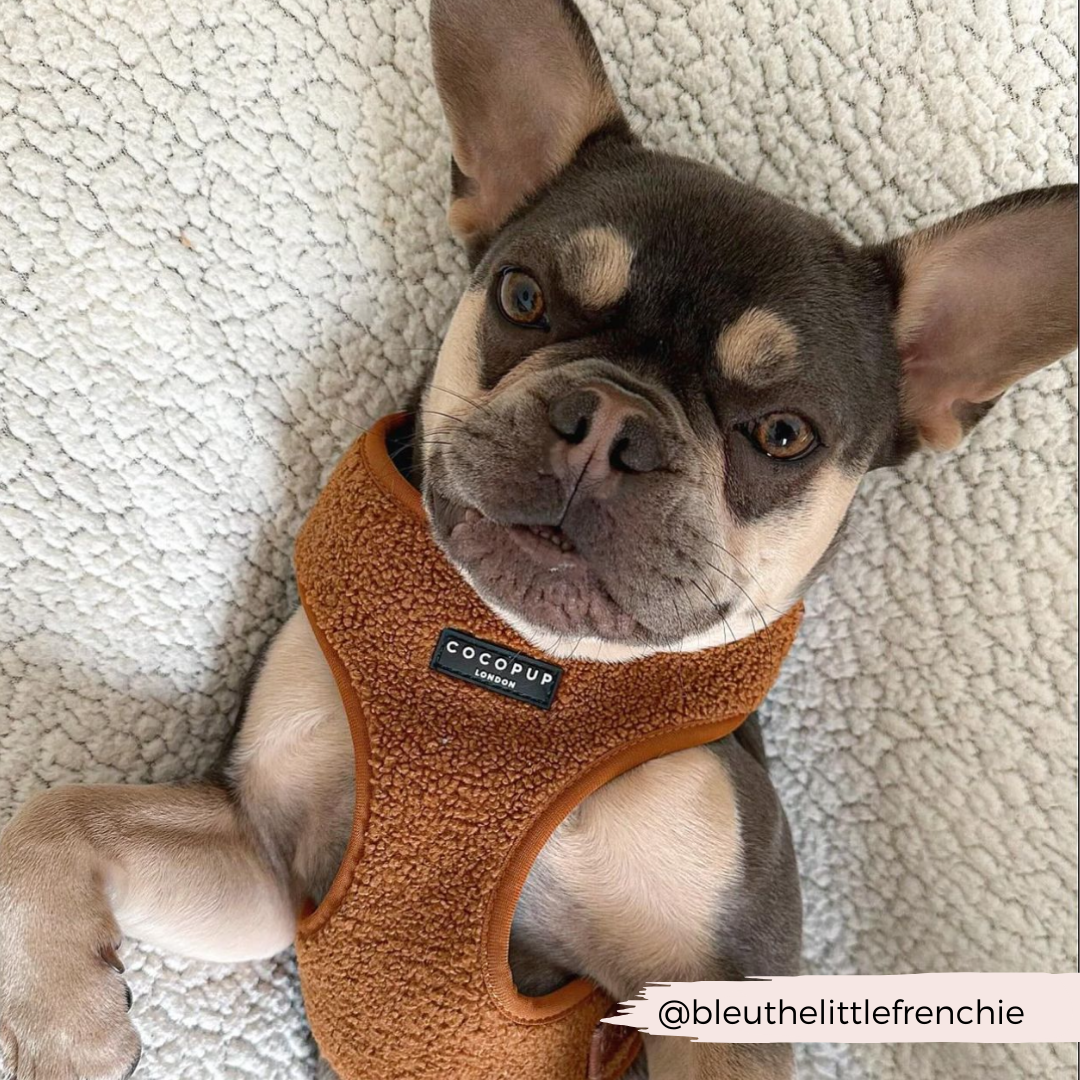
547;380;663;480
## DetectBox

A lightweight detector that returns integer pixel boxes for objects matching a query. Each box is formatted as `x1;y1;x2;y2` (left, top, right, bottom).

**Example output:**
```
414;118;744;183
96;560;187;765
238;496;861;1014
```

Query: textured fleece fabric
291;415;802;1080
1;2;1076;1078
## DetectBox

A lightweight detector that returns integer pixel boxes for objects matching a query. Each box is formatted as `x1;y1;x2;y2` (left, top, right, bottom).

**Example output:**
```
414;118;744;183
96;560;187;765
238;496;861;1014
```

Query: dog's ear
874;184;1078;453
429;0;630;256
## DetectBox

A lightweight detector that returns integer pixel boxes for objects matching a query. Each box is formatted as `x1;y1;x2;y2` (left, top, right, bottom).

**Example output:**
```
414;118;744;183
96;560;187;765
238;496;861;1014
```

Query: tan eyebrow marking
716;308;800;385
558;226;634;309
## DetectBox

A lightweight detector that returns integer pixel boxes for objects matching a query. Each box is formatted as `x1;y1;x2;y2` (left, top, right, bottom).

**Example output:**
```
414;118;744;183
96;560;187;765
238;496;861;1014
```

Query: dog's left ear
875;184;1077;453
429;0;630;257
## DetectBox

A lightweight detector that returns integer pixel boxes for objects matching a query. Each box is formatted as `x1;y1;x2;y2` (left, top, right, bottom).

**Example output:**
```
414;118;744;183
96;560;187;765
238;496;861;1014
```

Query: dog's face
422;155;893;654
417;0;1077;659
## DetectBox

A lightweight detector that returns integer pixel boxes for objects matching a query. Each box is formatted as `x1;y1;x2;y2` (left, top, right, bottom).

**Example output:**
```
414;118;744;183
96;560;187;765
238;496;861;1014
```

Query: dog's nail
125;982;133;1011
100;944;125;974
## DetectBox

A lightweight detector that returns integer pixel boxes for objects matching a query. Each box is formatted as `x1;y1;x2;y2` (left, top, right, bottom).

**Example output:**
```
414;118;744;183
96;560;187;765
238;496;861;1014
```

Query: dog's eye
497;269;548;328
749;412;818;460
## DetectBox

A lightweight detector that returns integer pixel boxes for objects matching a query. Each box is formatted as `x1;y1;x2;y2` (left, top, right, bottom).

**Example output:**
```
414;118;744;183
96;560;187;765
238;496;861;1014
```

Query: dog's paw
0;828;141;1080
0;938;141;1080
0;934;141;1080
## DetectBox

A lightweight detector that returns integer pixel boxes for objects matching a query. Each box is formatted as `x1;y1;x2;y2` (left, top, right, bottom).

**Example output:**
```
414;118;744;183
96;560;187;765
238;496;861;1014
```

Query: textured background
0;0;1076;1077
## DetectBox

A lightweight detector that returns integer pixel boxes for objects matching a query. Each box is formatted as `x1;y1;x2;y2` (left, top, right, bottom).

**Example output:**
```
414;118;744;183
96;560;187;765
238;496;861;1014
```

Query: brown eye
750;412;818;460
497;269;547;327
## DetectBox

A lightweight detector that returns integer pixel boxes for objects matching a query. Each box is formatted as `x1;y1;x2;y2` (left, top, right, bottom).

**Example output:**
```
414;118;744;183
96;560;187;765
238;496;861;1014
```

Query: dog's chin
447;515;643;643
430;498;645;648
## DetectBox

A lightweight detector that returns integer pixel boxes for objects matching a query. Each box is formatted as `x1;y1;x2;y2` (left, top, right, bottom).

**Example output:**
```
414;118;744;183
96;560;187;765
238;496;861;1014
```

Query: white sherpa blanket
0;0;1076;1076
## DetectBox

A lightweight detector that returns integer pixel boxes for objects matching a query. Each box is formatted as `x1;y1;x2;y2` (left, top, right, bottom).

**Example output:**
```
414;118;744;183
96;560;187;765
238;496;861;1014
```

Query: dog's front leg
643;1037;794;1080
0;782;294;1080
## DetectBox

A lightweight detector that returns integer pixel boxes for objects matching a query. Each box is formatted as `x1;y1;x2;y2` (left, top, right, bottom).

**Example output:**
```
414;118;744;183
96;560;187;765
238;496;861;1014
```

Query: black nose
547;380;663;477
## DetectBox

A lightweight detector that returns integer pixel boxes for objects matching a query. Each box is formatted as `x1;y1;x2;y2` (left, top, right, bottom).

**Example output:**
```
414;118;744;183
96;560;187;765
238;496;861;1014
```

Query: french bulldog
1;0;1076;1077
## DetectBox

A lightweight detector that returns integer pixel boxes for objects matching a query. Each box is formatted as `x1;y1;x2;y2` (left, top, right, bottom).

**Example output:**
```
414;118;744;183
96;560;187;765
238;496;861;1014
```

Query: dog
0;0;1076;1077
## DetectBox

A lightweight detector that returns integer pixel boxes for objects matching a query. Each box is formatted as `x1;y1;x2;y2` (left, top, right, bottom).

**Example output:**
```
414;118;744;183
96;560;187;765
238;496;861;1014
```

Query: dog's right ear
430;0;630;258
872;185;1078;455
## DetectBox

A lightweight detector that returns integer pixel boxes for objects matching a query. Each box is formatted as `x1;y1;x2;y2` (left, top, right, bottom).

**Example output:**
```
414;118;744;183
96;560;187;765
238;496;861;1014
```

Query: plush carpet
0;0;1076;1076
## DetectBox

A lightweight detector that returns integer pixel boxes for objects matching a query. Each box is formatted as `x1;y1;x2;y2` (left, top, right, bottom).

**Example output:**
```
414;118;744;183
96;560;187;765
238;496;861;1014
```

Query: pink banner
603;973;1080;1043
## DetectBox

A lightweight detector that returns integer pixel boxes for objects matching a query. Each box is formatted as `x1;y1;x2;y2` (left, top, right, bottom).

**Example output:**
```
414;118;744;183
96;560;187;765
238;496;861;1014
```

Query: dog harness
293;413;802;1080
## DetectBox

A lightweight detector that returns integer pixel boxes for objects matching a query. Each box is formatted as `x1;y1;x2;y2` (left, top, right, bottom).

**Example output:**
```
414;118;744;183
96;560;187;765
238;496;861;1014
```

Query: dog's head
414;0;1077;660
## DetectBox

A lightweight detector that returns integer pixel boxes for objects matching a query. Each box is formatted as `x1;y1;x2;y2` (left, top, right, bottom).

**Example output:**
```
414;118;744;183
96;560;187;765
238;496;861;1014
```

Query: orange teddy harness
293;413;802;1080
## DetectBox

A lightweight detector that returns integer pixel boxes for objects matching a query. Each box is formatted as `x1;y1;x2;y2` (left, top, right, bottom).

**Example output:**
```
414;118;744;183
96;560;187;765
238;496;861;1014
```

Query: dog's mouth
430;491;642;642
458;508;580;561
509;520;579;557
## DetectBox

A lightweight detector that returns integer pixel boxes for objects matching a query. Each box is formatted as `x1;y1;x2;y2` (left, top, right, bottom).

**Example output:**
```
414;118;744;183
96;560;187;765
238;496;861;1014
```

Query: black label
429;629;562;710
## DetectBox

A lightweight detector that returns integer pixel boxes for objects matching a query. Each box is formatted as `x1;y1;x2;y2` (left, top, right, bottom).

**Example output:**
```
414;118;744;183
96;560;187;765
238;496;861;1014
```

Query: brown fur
715;309;800;386
559;226;635;310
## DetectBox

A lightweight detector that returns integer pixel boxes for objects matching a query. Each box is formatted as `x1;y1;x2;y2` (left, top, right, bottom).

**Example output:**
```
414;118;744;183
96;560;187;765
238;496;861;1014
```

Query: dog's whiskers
427;382;493;415
687;577;736;645
416;407;467;427
687;553;770;634
679;515;771;596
